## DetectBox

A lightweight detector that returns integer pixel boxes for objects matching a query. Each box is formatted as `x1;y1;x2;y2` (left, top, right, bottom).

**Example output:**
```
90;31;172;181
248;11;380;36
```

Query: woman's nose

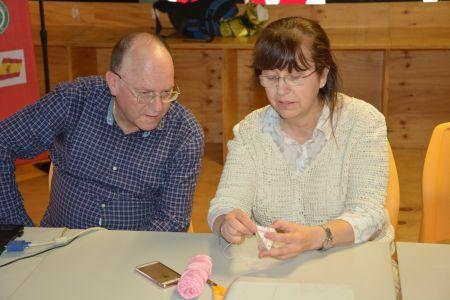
276;77;291;95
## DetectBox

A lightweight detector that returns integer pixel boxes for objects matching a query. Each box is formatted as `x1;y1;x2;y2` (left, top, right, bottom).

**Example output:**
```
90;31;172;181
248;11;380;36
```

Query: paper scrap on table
256;225;276;251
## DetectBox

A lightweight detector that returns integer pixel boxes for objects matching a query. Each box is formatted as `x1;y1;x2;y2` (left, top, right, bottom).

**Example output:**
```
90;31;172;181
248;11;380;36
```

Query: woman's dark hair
252;17;340;128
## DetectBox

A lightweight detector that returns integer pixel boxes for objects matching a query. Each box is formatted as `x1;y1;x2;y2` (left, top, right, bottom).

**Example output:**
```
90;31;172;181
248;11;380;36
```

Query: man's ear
319;67;329;89
105;71;118;96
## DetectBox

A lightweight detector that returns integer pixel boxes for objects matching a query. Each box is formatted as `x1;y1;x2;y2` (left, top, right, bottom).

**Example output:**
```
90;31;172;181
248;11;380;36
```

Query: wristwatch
319;224;333;251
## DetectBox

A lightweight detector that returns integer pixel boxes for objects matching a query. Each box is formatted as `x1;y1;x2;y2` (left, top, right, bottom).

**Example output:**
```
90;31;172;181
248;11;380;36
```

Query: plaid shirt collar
106;98;169;137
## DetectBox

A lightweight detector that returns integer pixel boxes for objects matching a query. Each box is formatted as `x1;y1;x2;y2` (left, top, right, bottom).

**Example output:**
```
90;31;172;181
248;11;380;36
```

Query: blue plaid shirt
0;76;204;231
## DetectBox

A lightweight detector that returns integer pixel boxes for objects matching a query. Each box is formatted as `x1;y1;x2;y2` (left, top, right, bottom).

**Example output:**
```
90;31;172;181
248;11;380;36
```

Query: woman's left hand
258;220;324;260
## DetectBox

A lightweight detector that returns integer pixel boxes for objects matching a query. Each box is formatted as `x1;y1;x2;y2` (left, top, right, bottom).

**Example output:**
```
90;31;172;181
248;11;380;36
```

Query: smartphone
135;261;181;288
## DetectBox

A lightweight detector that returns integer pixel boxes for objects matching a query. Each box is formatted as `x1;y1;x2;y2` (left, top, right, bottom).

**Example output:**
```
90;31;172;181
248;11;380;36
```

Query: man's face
107;44;175;134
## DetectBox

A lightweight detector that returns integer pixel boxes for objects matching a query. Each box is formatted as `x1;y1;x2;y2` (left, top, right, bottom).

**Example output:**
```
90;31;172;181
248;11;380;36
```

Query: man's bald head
109;32;172;74
105;32;175;134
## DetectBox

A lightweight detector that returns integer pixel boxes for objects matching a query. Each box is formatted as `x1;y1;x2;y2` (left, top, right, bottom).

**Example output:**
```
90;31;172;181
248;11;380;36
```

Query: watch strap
319;224;333;251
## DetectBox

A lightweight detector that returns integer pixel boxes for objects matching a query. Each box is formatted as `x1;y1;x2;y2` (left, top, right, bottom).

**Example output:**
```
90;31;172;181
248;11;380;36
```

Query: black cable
0;235;81;268
38;0;50;93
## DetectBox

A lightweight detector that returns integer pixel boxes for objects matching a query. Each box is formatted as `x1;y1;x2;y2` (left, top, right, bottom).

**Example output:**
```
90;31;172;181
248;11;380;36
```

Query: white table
1;228;396;300
397;242;450;300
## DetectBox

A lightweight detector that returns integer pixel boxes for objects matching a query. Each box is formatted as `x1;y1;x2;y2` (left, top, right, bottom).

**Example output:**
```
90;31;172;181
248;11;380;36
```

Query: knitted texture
208;94;393;244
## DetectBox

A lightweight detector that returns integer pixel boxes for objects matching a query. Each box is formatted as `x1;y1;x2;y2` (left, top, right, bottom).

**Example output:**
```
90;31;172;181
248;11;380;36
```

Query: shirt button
101;203;106;209
112;166;118;171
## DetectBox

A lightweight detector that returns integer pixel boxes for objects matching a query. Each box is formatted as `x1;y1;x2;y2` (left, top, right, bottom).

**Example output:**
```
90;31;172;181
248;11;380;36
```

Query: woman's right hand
219;209;257;244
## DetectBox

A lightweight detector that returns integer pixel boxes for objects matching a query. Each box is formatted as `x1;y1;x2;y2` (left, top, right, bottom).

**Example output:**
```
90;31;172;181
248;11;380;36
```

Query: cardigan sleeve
207;123;257;230
337;105;390;243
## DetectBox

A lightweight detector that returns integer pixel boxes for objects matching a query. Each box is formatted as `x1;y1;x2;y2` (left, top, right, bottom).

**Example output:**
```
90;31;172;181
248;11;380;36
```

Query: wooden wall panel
236;50;267;121
28;2;165;28
34;46;70;96
172;50;223;144
96;48;112;75
68;47;98;79
388;50;450;149
388;3;450;28
393;148;426;210
334;50;384;111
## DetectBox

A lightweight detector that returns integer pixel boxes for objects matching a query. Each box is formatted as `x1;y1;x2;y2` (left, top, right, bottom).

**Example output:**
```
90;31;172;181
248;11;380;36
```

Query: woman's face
261;47;328;125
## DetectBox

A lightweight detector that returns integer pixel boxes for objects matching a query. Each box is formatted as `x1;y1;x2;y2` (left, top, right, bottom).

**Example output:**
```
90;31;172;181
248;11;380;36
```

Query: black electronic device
0;224;24;254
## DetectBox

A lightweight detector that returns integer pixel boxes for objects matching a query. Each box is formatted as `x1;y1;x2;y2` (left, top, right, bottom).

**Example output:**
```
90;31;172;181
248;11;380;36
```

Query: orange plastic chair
386;142;400;232
48;162;194;232
48;162;54;191
419;122;450;243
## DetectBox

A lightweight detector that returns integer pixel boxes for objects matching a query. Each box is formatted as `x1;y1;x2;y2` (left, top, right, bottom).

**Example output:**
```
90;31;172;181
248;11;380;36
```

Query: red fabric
251;0;306;4
0;0;46;164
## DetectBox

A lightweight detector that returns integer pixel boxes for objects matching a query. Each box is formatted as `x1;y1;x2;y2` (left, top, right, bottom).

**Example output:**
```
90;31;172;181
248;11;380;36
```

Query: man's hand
220;209;257;244
258;220;325;260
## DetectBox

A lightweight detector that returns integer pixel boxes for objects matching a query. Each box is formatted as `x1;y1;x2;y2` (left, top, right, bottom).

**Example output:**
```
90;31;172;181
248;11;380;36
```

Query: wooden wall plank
388;2;450;29
172;50;223;144
34;46;70;95
96;48;112;75
28;2;164;28
393;148;426;210
388;50;450;149
69;47;98;79
236;50;267;121
334;50;384;111
222;49;239;157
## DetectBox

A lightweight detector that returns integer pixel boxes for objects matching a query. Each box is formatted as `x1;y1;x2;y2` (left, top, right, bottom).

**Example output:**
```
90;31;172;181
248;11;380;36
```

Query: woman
208;16;393;260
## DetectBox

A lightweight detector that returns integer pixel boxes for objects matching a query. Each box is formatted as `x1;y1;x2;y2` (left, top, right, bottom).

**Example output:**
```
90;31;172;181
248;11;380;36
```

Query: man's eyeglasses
259;70;317;88
112;71;180;104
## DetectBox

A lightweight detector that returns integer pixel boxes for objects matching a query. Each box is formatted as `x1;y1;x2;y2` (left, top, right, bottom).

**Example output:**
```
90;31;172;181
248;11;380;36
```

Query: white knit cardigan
208;94;393;244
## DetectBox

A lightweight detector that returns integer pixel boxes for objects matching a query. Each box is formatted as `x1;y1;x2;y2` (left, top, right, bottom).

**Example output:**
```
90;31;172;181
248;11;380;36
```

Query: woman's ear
105;71;118;96
319;67;329;89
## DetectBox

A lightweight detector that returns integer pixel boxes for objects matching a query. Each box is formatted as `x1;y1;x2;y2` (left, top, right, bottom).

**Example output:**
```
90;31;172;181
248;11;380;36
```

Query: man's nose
147;96;164;113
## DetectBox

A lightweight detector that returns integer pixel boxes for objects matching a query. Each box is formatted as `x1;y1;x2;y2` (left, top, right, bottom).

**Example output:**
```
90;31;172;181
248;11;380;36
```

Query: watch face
322;236;333;250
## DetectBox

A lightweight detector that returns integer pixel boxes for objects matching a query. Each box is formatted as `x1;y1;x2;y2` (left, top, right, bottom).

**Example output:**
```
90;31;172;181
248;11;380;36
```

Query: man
0;32;204;231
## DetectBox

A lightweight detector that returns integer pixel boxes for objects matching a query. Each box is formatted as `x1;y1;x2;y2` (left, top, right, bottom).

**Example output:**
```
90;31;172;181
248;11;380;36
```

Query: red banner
250;0;309;4
0;0;45;164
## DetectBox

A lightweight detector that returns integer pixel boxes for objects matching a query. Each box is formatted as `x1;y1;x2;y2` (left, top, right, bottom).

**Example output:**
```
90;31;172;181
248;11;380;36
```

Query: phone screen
136;261;181;288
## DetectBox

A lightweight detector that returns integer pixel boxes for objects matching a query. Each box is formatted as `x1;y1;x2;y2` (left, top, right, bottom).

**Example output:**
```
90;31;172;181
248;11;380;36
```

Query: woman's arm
208;122;258;243
259;219;354;259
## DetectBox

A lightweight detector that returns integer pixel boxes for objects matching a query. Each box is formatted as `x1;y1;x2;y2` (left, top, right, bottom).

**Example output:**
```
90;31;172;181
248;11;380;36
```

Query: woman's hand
219;209;257;244
258;220;325;260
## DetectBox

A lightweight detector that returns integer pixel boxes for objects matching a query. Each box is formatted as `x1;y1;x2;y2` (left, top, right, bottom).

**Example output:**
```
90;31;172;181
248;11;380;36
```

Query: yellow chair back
420;122;450;243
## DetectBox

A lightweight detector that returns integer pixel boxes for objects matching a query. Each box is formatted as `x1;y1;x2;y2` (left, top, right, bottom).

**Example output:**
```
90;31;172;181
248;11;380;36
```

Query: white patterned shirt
261;105;329;171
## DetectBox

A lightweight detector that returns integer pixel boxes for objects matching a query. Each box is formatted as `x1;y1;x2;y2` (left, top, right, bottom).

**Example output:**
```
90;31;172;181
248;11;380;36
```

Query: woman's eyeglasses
259;70;317;88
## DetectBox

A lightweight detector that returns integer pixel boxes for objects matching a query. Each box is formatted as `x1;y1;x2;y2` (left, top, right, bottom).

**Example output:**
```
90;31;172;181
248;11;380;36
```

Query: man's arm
144;128;204;232
0;145;33;225
0;83;78;225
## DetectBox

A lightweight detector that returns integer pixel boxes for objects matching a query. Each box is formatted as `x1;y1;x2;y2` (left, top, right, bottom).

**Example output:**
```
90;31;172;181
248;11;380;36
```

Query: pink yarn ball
177;255;212;299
